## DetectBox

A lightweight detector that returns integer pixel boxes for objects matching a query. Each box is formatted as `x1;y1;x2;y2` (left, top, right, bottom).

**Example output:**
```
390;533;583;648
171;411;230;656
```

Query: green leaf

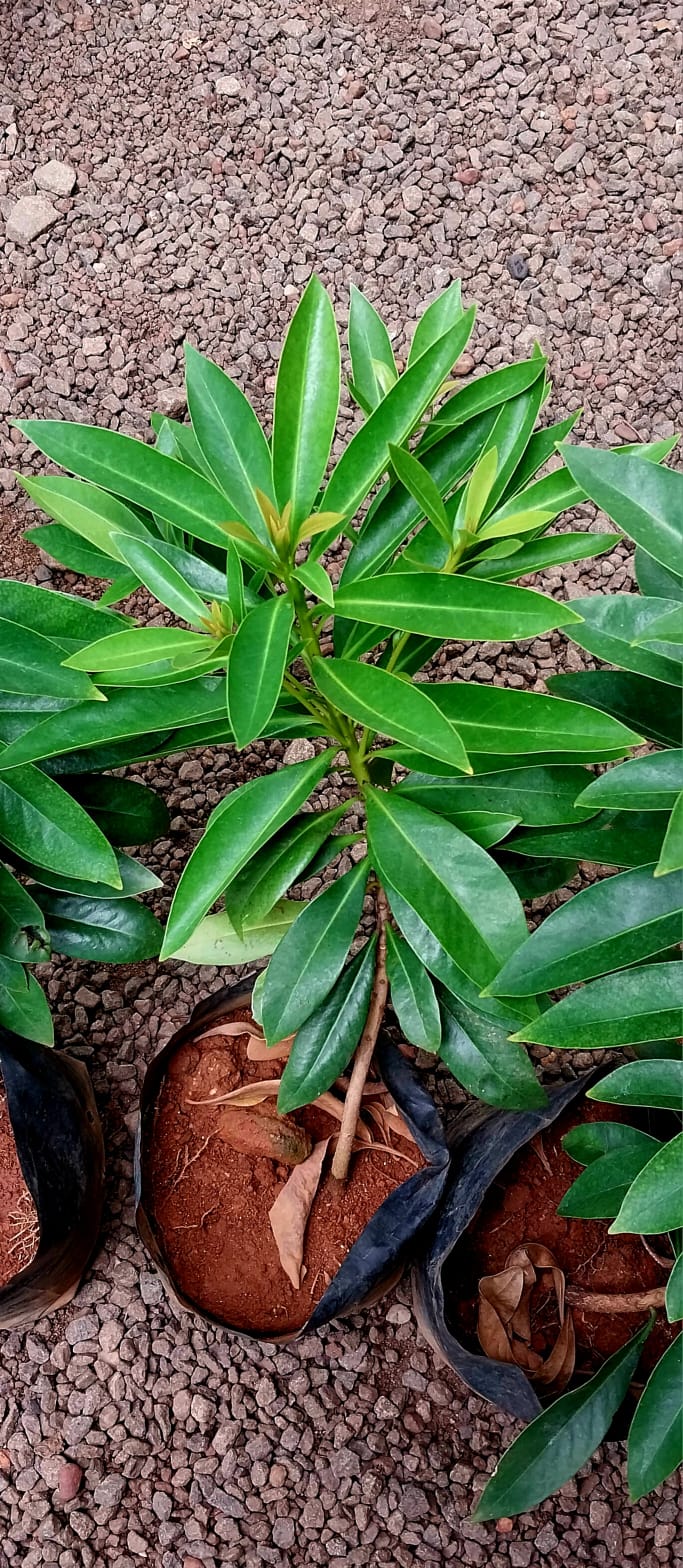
438;986;545;1109
161;749;334;957
656;792;683;876
567;595;682;688
18;473;153;562
149;537;234;602
490;864;683;996
501;410;581;496
164;900;301;965
0;578;128;644
472;1320;652;1522
587;1058;683;1112
387;443;451;540
610;1133;683;1235
17;422;234;551
665;1254;683;1323
387;885;536;1027
577;752;683;813
506;811;669;869
465;532;617;583
409;279;463;365
0;956;53;1045
397;765;595;828
476;506;555;543
366;788;527;989
558;1146;659;1219
23;522;118;580
150;412;211;476
562;1121;660;1167
98;574;138;607
428;683;641;757
496;853;579;899
278;939;377;1113
184;342;273;541
65;627;211;672
293;560;334;607
312;657;470;773
0;677;231;770
475;375;548;516
334;572;580;643
65;775;170;845
224;804;349;935
560;446;683;574
628;1337;683;1500
420;357;546;452
272;276;340;529
634;604;683;653
0;865;49;962
635;547;683;602
514;963;683;1050
441;810;519;849
386;926;441;1051
321;309;476;522
20;848;160;901
348;286;397;411
112;535;209;627
225;537;245;623
0;761;121;887
0;620;103;703
548;670;682;749
261;859;368;1043
36;889;162;963
227;596;293;748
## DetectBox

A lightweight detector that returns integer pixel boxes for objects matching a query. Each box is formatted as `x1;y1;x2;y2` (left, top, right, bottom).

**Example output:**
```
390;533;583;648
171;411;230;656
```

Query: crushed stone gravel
0;0;681;1563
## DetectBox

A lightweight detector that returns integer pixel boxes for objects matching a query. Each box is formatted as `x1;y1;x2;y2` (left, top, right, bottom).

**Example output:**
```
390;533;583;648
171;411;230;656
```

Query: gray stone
643;262;672;300
94;1474;127;1507
34;159;76;196
6;194;59;244
554;143;586;173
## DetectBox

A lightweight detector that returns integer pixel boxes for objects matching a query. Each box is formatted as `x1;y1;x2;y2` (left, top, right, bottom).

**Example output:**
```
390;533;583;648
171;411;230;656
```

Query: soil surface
0;1078;39;1288
146;1012;423;1334
446;1100;678;1383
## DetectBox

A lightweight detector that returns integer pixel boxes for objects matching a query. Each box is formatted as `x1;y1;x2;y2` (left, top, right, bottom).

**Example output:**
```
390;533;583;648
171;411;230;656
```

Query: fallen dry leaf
186;1078;281;1108
194;1021;251;1043
246;1033;294;1061
268;1139;330;1289
478;1241;576;1393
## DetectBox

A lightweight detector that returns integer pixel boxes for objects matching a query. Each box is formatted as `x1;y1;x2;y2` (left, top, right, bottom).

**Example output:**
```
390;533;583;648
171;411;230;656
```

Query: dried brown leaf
477;1241;576;1392
187;1079;281;1108
268;1139;330;1289
246;1033;294;1061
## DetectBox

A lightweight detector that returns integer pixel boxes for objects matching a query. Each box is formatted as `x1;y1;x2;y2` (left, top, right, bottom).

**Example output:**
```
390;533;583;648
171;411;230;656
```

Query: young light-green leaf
312;657;471;773
408;279;463;365
348;286;397;411
387;443;451;541
184;342;273;542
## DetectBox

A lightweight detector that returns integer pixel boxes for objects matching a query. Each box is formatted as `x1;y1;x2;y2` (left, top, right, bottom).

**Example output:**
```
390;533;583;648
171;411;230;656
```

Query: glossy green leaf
261;859;368;1043
441;810;519;848
0;620;102;703
496;852;579;900
164;901;301;965
184;342;273;541
560;445;683;574
491;864;683;996
562;1121;660;1167
0;957;53;1045
272;277;340;529
65;775;170;846
409;279;462;365
293;560;334;607
36;889;162;963
151;537;234;602
466;532;617;583
150;412;211;476
161;749;334;957
665;1254;683;1323
513;963;683;1050
472;1320;651;1522
321;309;476;522
65;627;210;672
0;579;128;644
313;657;470;773
98;574;138;607
567;595;682;687
475;376;548;517
428;683;641;757
348;287;396;411
628;1337;683;1500
548;670;682;749
558;1146;658;1219
23;522;118;580
366;788;527;989
386;926;441;1051
634;604;683;653
113;535;209;627
577;753;683;813
387;443;450;540
610;1133;683;1235
635;548;683;602
20;848;160;901
588;1058;683;1112
334;572;580;643
227;596;293;748
0;677;231;770
397;765;595;828
502;410;581;496
506;811;668;869
224;804;349;935
0;760;121;887
18;473;153;562
386;886;537;1028
278;939;376;1113
438;987;544;1109
656;792;683;877
17;422;233;551
0;866;49;962
225;537;245;623
420;357;546;453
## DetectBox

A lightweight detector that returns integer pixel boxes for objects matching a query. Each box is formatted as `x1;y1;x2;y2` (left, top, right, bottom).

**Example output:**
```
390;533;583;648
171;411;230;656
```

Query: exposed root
565;1285;666;1313
168;1136;213;1191
7;1191;39;1270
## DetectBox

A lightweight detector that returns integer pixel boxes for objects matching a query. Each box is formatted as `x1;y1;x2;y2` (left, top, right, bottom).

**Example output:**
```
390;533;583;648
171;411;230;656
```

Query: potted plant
9;279;673;1335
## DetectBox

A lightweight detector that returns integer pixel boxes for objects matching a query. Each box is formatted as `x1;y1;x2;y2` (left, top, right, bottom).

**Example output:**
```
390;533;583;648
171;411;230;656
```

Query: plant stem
331;886;389;1184
565;1285;666;1313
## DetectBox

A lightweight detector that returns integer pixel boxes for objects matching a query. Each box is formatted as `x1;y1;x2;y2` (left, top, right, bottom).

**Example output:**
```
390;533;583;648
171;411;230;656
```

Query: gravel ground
1;0;682;1564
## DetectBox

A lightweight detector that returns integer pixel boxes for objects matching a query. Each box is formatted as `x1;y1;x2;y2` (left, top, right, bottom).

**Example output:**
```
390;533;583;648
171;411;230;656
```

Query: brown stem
331;887;389;1184
566;1285;666;1314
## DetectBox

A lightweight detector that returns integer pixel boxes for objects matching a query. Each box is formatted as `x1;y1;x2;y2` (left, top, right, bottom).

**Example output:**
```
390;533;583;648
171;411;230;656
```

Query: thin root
7;1191;39;1270
169;1136;212;1191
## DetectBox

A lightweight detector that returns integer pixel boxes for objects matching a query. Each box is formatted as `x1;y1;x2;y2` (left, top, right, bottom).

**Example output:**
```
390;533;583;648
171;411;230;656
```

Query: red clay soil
0;1078;39;1288
145;1010;423;1334
446;1099;678;1381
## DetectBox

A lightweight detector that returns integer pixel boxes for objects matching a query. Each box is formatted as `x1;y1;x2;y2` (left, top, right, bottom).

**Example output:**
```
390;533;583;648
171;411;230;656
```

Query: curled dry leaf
478;1241;576;1394
214;1104;312;1166
268;1139;330;1289
194;1022;252;1043
246;1033;294;1061
186;1079;281;1107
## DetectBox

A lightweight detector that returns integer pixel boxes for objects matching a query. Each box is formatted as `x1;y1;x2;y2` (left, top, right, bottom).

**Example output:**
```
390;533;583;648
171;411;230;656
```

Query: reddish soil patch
0;1078;39;1288
445;1099;677;1382
145;1010;423;1334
